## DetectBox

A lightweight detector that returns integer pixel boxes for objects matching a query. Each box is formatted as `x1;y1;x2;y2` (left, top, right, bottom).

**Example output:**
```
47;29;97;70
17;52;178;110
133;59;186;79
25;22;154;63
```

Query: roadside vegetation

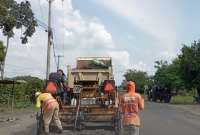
0;0;37;80
0;76;44;111
170;95;194;104
121;40;200;104
0;0;38;111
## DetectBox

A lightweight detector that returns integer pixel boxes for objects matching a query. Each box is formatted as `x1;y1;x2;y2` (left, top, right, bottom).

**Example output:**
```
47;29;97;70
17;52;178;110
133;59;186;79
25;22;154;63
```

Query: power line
52;38;57;68
0;3;48;31
35;17;48;30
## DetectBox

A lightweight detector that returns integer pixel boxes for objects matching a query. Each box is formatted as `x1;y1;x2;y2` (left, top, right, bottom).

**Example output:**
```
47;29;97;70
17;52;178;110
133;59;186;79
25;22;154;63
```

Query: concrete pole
46;0;54;80
57;55;64;70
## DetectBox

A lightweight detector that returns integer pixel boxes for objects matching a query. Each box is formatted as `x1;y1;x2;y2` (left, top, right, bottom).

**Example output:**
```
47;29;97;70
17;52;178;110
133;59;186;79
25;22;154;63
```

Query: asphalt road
1;102;200;135
140;102;200;135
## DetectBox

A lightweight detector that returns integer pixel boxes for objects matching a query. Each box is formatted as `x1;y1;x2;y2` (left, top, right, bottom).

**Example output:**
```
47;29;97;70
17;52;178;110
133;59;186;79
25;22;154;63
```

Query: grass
170;95;194;104
15;101;33;109
0;100;35;114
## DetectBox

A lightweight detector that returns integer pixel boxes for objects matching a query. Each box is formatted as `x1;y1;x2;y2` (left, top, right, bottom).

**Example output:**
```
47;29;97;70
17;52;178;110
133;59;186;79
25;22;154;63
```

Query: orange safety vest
42;98;58;112
121;93;141;126
45;81;58;95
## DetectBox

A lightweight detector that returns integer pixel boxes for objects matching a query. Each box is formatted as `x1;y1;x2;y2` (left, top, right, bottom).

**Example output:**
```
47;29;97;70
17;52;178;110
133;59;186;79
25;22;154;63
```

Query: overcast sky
1;0;200;85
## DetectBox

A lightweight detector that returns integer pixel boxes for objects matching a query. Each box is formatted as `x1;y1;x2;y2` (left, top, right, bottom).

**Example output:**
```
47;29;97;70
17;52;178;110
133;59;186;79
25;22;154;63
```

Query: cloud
0;0;131;85
160;51;176;60
96;0;179;39
132;61;147;72
106;50;131;69
96;0;181;56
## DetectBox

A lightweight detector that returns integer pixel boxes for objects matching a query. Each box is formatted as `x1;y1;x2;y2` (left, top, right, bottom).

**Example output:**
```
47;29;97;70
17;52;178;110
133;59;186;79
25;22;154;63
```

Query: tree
0;0;37;42
0;41;6;62
123;69;148;93
154;59;184;91
154;60;169;88
13;75;44;94
179;41;200;97
0;0;37;79
0;41;6;79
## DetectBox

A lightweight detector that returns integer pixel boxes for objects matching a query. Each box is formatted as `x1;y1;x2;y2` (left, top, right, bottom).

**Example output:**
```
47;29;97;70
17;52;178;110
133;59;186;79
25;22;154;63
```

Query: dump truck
36;57;122;134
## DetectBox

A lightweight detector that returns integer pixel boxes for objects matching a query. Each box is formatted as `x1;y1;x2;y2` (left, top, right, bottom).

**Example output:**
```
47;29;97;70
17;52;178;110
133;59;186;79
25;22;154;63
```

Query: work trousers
43;105;63;133
123;125;140;135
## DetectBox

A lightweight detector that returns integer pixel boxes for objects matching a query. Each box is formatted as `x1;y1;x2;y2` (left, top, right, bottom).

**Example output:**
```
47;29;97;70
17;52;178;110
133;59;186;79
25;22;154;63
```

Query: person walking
120;81;144;135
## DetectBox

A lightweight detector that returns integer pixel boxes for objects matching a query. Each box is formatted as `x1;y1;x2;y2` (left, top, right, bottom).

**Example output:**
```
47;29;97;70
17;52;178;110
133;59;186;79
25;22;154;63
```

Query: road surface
140;102;200;135
0;102;199;135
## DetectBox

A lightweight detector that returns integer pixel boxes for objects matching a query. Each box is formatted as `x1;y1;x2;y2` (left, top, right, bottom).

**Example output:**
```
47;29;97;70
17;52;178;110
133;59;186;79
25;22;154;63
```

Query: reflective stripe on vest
42;98;57;112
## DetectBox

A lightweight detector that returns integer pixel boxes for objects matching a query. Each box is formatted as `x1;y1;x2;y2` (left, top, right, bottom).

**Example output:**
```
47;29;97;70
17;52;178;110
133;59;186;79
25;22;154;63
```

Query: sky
1;0;200;85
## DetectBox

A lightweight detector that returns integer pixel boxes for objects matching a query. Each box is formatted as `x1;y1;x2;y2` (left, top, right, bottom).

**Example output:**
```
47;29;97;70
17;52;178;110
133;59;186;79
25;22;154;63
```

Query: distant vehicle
147;86;172;103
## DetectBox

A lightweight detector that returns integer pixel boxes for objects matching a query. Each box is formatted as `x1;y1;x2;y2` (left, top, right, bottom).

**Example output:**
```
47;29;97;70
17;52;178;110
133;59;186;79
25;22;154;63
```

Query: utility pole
46;0;64;79
56;55;64;70
46;0;54;80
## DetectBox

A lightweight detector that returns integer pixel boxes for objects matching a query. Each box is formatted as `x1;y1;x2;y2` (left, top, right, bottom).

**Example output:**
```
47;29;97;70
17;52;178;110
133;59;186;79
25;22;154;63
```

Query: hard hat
35;91;41;97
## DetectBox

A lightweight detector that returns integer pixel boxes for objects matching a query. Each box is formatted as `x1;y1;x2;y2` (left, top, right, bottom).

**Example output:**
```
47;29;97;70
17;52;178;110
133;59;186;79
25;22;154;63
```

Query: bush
0;76;44;109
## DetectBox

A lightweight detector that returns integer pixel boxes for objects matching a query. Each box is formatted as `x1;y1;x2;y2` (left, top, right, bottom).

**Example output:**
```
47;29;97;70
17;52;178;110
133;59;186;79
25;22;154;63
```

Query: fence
0;80;33;112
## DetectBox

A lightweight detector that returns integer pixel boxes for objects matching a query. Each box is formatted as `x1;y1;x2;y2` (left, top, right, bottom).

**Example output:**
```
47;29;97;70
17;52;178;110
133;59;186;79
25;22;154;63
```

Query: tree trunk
0;63;4;80
197;87;200;98
1;36;9;80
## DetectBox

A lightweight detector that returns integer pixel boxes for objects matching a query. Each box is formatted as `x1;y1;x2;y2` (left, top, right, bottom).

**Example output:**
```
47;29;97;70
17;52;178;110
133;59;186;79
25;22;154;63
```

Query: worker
120;81;144;135
47;69;66;96
35;92;63;135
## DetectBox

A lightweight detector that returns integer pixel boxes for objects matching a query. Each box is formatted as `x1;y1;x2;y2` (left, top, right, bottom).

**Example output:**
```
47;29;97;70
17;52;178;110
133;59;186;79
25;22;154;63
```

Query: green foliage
145;75;154;89
13;76;44;95
123;69;148;93
179;41;200;90
0;76;44;107
154;59;184;91
153;40;200;98
0;0;37;43
170;95;194;104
